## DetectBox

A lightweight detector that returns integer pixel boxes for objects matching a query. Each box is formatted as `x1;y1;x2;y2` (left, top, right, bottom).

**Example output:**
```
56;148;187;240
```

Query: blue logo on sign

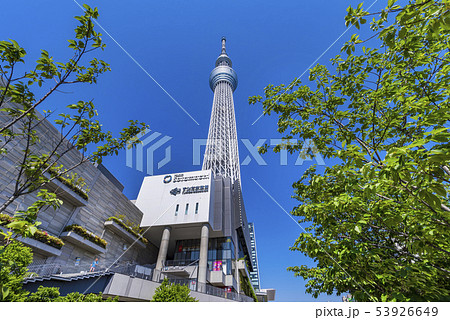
163;175;172;184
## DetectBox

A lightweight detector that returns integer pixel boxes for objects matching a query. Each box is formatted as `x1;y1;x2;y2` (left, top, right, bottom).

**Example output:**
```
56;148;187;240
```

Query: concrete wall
103;273;159;301
103;273;235;302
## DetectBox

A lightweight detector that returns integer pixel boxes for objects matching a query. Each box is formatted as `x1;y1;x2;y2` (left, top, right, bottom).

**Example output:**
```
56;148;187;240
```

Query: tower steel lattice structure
202;37;241;183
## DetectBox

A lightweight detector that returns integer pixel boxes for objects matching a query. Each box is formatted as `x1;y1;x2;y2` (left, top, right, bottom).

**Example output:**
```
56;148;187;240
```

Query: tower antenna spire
221;36;227;54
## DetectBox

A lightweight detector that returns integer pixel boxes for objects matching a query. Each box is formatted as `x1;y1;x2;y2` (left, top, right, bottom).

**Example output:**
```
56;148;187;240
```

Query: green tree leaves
0;5;148;241
250;0;450;301
25;286;117;302
0;241;33;302
151;279;198;302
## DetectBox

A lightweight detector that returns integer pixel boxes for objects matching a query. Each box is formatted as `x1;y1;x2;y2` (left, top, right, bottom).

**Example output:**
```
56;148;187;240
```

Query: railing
152;269;254;302
25;261;156;281
26;263;61;277
25;261;254;302
164;259;199;267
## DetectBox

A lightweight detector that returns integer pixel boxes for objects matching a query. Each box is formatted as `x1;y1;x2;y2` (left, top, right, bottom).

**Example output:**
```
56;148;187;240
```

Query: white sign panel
136;170;213;227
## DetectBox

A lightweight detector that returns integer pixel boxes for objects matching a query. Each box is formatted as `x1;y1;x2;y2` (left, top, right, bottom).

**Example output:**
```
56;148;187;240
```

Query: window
174;239;200;264
185;203;189;215
195;202;199;214
206;237;235;275
175;204;179;216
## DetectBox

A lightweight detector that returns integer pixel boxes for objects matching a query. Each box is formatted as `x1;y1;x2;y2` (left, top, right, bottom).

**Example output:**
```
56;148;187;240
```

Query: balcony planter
43;172;88;207
0;226;62;257
61;224;106;254
104;220;146;248
20;235;63;257
0;227;61;257
61;231;106;254
0;215;64;257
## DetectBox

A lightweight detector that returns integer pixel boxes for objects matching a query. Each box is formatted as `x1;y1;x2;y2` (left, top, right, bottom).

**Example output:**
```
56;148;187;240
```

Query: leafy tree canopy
250;0;450;301
25;286;118;302
0;5;148;242
0;241;117;302
0;241;33;301
151;279;198;302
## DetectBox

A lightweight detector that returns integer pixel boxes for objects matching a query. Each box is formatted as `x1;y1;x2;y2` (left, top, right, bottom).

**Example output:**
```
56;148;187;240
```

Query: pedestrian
90;258;99;272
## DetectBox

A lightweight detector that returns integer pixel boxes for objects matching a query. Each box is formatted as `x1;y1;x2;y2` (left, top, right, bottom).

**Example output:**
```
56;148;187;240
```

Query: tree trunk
0;195;17;215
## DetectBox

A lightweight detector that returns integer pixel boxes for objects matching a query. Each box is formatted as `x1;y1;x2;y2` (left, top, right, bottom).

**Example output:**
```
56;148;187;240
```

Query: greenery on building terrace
24;159;90;201
106;216;149;244
0;214;64;249
239;273;258;302
47;167;89;201
63;224;107;248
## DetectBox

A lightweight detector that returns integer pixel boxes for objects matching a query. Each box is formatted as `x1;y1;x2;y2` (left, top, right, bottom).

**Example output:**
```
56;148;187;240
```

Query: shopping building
135;169;250;295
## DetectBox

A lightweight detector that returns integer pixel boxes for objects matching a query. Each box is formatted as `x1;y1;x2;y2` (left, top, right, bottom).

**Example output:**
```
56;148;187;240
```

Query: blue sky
1;0;387;302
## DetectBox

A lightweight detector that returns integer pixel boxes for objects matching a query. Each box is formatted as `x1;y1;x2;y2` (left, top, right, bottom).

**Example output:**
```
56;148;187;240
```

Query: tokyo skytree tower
202;37;241;183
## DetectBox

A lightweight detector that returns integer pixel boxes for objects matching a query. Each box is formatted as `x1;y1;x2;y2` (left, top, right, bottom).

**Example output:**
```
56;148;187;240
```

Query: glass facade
173;237;236;276
173;239;200;263
207;237;235;275
248;223;260;291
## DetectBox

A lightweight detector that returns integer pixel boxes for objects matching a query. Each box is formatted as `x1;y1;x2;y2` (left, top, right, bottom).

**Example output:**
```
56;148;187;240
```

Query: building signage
171;173;209;183
183;185;209;194
169;185;209;196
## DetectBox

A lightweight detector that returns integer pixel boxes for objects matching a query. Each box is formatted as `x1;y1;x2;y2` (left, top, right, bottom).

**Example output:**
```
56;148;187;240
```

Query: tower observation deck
202;37;241;183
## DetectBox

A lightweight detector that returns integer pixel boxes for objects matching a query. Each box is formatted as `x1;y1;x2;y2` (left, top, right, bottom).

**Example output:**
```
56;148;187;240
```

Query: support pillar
197;224;209;292
154;226;171;281
234;242;240;294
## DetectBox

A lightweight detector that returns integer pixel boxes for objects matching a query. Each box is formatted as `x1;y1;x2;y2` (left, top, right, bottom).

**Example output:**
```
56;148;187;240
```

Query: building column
197;224;209;292
154;226;171;281
234;242;240;295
